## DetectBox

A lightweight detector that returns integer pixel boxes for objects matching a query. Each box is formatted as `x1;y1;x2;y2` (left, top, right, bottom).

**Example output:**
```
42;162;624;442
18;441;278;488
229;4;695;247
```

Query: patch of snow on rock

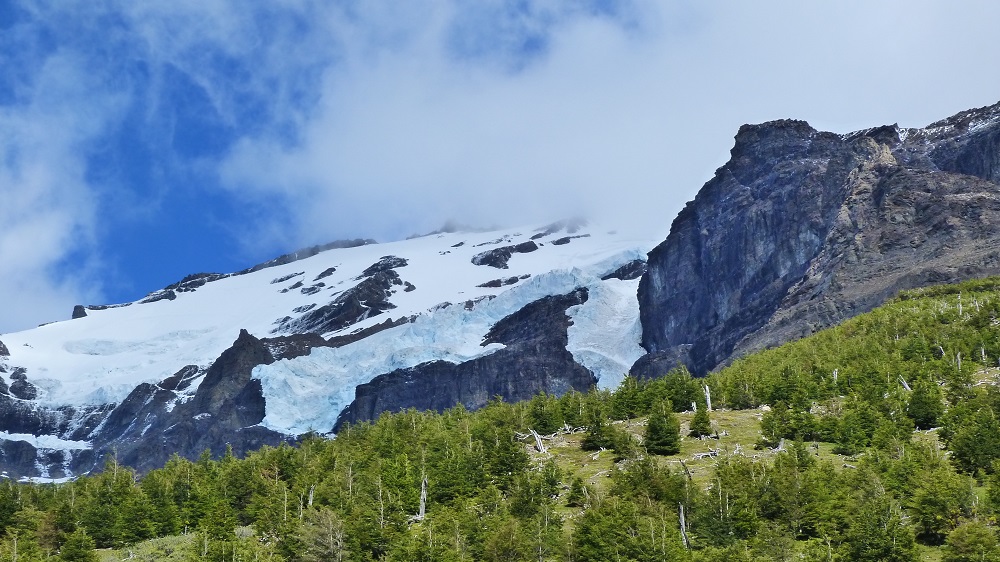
0;432;91;450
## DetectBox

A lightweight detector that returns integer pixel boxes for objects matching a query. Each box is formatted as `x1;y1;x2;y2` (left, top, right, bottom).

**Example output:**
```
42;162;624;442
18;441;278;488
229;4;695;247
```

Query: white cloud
218;0;1000;249
0;52;113;333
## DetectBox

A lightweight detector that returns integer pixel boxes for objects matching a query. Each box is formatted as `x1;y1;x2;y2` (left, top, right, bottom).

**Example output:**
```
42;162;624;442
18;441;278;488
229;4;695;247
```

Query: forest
8;276;1000;561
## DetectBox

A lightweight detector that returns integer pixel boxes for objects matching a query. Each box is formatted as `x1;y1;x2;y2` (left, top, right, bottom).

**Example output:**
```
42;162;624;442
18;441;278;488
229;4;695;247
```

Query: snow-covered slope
0;220;654;478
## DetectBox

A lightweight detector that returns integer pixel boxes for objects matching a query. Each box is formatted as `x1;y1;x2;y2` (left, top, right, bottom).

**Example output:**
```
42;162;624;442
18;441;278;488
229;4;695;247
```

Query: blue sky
2;0;1000;333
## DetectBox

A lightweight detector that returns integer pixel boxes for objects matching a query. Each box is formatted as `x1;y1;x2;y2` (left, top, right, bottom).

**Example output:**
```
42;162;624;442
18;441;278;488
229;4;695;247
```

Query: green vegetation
9;276;1000;560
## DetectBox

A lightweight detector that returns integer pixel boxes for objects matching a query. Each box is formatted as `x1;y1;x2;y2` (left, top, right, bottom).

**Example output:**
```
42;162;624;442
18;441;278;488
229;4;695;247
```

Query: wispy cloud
0;40;119;332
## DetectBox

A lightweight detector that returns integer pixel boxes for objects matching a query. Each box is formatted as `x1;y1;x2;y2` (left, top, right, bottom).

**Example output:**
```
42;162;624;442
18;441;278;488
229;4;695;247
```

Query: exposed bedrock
638;101;1000;376
335;288;595;429
471;241;539;269
601;259;647;281
89;330;288;474
277;270;402;335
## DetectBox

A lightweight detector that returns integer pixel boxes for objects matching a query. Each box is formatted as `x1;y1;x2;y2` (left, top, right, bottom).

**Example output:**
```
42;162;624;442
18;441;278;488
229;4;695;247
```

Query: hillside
6;276;1000;561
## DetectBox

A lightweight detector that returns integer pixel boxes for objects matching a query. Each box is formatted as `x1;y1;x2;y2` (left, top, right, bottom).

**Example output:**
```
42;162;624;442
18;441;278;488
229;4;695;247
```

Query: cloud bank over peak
223;6;663;242
2;0;1000;332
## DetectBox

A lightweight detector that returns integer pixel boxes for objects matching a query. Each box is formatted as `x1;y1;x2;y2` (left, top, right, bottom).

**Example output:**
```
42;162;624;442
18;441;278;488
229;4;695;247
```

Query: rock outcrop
97;330;287;473
335;288;595;428
471;241;539;269
638;101;1000;375
276;270;403;334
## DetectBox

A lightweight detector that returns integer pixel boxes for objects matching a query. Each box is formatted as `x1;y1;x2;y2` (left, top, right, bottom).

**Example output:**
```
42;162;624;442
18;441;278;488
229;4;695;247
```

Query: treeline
6;277;1000;560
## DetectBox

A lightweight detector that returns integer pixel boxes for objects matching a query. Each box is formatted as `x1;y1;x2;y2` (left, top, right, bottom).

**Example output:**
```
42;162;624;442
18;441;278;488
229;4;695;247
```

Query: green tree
907;376;945;430
527;393;564;434
573;498;686;561
610;376;643;420
909;465;975;544
834;401;882;455
581;415;614;451
59;528;98;562
566;477;589;508
840;493;917;562
660;366;700;413
644;403;681;455
951;408;1000;474
943;520;1000;562
689;406;712;438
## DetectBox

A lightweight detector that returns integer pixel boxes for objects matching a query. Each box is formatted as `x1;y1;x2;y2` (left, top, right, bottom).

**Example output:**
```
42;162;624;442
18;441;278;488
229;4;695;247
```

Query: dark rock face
72;305;87;319
192;329;274;415
140;290;177;304
476;275;528;288
358;256;408;278
471;241;538;269
301;283;324;295
261;333;329;360
602;259;647;281
163;273;229;293
271;272;304;285
277;270;402;335
93;331;288;474
629;346;692;380
326;316;414;348
335;288;595;428
552;234;590;246
8;368;38;400
238;239;376;275
314;267;337;281
0;340;8;357
638;101;1000;375
8;379;37;401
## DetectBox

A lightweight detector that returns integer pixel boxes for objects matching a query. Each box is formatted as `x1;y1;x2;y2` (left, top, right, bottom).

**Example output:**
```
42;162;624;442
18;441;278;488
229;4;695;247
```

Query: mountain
3;99;1000;481
0;221;650;479
636;101;1000;377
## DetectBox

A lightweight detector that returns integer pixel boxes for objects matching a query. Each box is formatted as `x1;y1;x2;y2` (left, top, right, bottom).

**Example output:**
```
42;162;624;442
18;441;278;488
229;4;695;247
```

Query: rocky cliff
336;288;595;428
637;101;1000;376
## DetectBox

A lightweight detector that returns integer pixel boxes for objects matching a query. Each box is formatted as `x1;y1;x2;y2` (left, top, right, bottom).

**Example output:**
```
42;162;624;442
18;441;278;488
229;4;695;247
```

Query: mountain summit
636;101;1000;376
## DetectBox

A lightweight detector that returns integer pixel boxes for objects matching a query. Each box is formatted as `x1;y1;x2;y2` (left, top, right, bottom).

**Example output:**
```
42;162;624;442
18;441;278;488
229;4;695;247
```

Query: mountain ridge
2;99;999;480
0;220;649;479
637;99;1000;376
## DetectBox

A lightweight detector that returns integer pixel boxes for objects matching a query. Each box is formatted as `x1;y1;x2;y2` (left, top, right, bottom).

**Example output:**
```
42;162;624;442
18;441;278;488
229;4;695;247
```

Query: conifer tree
581;415;614;451
943;519;1000;562
689;405;712;438
610;375;642;420
907;376;945;430
566;477;588;508
59;528;98;562
645;403;681;455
